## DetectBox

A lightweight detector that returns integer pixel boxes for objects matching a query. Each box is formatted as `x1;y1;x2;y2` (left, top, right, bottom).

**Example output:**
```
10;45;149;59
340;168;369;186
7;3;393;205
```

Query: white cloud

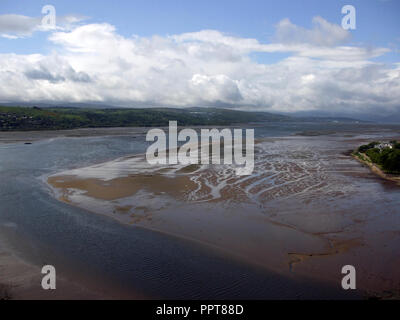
0;17;398;116
0;14;41;38
190;74;243;103
0;13;88;39
275;16;350;46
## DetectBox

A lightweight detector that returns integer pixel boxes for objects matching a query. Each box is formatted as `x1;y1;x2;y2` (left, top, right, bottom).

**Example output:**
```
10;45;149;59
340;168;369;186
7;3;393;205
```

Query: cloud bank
0;16;399;116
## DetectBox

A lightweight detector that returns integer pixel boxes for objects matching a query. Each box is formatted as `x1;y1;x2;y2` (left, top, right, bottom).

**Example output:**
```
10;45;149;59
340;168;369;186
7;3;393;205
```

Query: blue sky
1;0;399;59
0;0;399;117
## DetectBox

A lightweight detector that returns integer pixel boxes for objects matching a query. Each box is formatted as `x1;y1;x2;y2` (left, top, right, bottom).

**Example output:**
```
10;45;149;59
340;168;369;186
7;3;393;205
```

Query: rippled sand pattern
48;138;342;206
167;139;355;207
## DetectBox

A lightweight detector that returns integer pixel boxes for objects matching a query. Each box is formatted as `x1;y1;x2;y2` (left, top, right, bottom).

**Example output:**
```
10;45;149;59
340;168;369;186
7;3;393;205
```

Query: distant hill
0;105;369;131
0;105;290;131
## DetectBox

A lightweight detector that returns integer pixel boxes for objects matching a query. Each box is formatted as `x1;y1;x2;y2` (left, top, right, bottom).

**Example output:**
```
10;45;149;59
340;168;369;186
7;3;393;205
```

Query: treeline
358;141;400;174
0;106;289;131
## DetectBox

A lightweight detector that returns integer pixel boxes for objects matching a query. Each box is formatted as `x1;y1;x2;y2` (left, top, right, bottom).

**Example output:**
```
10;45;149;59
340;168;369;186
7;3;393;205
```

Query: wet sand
46;133;400;298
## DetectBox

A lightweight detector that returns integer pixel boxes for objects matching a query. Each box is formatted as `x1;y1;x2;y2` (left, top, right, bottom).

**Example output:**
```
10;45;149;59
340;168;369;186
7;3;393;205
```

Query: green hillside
0;106;289;131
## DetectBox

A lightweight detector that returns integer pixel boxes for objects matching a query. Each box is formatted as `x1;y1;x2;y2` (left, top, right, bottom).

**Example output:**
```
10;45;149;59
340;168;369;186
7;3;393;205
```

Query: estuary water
1;122;399;299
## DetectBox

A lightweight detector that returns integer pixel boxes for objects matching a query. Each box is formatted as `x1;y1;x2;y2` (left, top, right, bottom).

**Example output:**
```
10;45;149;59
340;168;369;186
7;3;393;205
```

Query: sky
0;0;399;118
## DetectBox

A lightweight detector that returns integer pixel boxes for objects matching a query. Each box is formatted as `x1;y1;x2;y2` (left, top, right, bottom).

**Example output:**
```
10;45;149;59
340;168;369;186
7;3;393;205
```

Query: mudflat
47;134;400;298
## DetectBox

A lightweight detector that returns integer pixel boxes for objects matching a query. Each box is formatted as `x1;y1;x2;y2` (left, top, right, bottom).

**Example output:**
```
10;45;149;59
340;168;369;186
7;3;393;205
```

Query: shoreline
0;124;258;145
352;152;400;185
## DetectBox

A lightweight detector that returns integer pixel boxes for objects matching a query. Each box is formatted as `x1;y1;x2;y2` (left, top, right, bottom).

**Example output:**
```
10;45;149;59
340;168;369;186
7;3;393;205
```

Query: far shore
0;124;255;144
0;127;150;144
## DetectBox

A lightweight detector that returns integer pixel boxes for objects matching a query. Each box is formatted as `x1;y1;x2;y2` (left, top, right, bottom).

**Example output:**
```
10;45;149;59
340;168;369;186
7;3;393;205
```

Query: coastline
352;152;400;185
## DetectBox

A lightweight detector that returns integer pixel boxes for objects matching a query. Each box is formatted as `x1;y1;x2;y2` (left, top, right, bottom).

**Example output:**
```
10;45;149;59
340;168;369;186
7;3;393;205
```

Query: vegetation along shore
353;140;400;184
